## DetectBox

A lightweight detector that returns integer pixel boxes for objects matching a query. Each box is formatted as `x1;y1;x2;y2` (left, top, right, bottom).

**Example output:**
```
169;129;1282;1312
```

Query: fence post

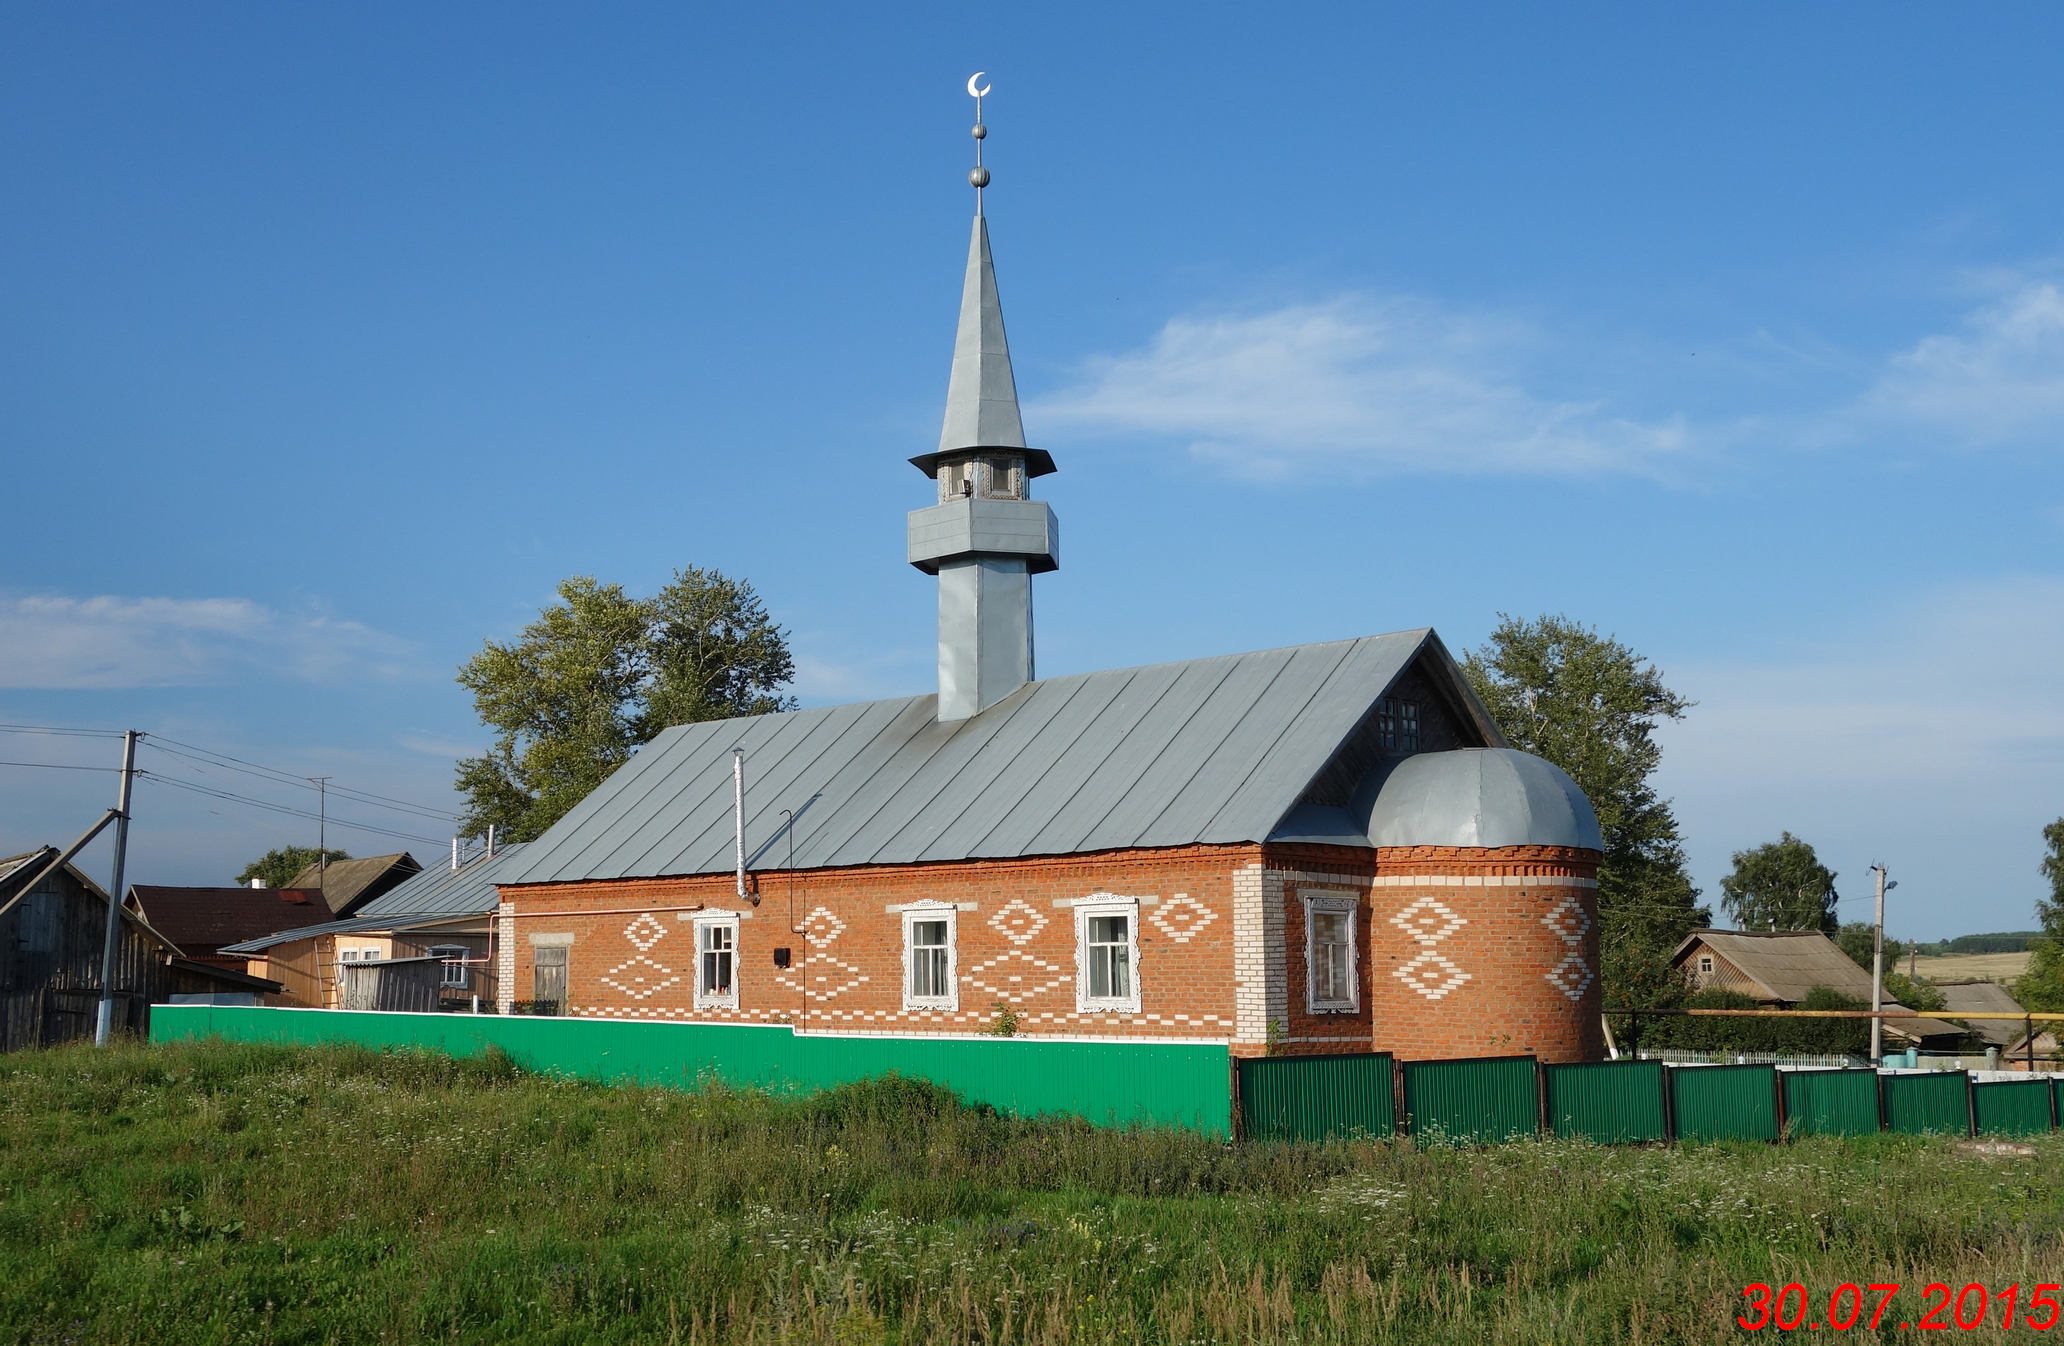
1391;1055;1406;1137
1535;1058;1549;1136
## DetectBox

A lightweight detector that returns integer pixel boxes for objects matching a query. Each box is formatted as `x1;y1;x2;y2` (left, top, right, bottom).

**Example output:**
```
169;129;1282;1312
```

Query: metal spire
967;71;990;214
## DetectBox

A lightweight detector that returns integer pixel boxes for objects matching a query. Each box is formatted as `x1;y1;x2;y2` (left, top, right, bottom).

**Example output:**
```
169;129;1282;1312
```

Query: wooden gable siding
0;863;176;1050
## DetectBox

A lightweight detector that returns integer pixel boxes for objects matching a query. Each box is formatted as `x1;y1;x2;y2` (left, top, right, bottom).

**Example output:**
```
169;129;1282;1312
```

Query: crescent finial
967;72;991;99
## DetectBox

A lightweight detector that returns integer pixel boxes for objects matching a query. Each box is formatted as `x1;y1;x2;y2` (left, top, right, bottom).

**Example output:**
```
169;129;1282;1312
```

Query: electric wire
0;760;126;771
142;740;458;822
138;771;451;846
0;723;127;738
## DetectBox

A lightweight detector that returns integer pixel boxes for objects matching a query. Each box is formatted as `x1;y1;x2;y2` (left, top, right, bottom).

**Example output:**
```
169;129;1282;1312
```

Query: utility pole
94;730;140;1046
1868;863;1897;1064
311;776;332;899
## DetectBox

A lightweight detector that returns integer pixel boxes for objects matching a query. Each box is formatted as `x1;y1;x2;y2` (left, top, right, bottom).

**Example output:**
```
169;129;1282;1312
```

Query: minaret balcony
907;497;1059;575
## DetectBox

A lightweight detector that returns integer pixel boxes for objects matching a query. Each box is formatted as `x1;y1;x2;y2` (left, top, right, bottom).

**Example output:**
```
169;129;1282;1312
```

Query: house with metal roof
224;843;525;1009
489;102;1608;1064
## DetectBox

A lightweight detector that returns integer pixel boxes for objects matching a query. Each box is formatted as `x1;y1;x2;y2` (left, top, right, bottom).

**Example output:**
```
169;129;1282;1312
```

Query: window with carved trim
1302;891;1359;1012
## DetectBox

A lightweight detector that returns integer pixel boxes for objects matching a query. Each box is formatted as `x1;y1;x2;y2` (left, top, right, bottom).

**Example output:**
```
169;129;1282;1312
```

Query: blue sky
2;4;2059;939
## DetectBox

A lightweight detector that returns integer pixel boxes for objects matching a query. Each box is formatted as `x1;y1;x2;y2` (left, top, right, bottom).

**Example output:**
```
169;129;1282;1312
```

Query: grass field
1910;951;2031;984
4;1041;2063;1344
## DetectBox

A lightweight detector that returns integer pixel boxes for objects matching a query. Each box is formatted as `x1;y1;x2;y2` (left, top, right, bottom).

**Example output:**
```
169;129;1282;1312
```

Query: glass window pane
913;919;947;948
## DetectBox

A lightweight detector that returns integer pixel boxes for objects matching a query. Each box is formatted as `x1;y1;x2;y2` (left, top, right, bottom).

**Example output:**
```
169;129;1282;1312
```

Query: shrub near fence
1668;1064;1779;1143
1882;1071;1972;1137
1543;1060;1667;1143
1402;1055;1539;1144
1782;1068;1881;1138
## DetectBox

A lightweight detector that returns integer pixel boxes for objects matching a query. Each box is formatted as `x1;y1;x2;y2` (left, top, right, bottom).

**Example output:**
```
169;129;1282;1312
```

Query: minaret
907;76;1059;722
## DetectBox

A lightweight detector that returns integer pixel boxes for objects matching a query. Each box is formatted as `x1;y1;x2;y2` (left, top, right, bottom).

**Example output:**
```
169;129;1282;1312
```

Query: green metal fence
1669;1064;1779;1143
150;1005;1233;1136
1781;1068;1880;1137
1881;1071;1971;1136
1402;1055;1539;1144
1972;1079;2053;1137
1238;1052;1394;1142
1543;1059;1667;1143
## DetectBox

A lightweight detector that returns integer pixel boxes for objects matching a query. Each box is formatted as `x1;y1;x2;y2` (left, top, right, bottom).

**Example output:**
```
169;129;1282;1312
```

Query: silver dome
1365;748;1602;851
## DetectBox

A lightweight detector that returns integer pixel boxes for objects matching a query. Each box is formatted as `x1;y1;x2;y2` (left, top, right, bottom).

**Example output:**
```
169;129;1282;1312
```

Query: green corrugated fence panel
1238;1053;1394;1142
1972;1079;2053;1136
1782;1069;1881;1137
1882;1071;1971;1136
1669;1064;1778;1143
1544;1060;1666;1143
1402;1055;1539;1145
148;1006;1233;1136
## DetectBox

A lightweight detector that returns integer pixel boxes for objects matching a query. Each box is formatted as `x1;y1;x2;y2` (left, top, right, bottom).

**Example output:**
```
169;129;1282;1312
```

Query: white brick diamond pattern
965;948;1071;1004
1395;950;1472;1000
777;905;868;1000
1390;895;1471;1001
1541;893;1594;1001
989;898;1047;946
602;914;682;1001
1149;894;1217;944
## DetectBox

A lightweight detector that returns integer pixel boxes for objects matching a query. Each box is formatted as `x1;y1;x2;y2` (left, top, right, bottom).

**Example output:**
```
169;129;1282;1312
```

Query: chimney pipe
250;877;265;889
451;837;460;873
733;748;749;902
486;824;496;859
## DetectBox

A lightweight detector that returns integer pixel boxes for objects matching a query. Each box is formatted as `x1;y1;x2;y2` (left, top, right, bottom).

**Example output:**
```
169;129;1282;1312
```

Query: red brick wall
497;845;1259;1040
1348;844;1601;1063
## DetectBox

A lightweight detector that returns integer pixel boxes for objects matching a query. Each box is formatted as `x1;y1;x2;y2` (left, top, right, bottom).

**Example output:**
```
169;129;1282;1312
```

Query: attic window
1698;955;1714;974
1377;697;1420;753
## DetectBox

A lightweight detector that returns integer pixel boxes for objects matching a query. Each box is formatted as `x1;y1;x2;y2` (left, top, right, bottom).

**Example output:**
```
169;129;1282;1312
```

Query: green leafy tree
1834;922;1909;973
456;568;796;843
1464;614;1709;1014
1719;832;1839;933
235;846;349;889
2016;818;2064;1011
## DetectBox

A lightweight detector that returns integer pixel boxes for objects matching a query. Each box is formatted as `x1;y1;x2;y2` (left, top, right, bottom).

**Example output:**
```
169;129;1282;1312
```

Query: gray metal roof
219;907;489;956
353;842;528;919
910;214;1055;480
501;629;1508;886
1363;748;1603;850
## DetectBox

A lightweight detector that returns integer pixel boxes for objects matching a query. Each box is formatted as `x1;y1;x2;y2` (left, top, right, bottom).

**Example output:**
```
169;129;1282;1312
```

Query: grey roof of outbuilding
501;629;1507;886
353;843;529;919
218;908;489;956
1936;980;2028;1046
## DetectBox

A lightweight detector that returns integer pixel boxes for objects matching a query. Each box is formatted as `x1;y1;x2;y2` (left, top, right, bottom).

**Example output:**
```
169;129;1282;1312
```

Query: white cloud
1657;574;2064;935
1855;280;2064;447
0;594;419;690
1033;297;1693;479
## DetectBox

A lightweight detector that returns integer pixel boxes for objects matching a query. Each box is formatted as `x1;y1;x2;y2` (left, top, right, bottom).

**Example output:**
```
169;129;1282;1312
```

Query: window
938;459;976;502
1075;898;1141;1013
983;457;1020;499
1698;955;1714;975
1303;892;1359;1012
902;905;958;1010
1376;697;1420;752
429;944;470;989
696;915;739;1009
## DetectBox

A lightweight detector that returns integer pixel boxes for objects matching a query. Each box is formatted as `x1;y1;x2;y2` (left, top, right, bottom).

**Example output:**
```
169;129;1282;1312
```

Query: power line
0;723;127;738
138;771;450;847
0;760;125;771
142;740;458;822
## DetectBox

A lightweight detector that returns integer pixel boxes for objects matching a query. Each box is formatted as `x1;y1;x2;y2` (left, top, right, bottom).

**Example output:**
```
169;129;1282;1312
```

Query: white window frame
1074;895;1142;1014
694;913;740;1009
1301;890;1360;1013
900;903;959;1011
429;944;470;990
1698;955;1714;975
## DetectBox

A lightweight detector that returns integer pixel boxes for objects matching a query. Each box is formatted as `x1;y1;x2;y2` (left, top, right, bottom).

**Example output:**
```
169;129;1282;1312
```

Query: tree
1834;921;1908;972
1719;832;1839;933
1464;614;1709;1013
236;846;349;889
2015;818;2064;1011
456;568;796;843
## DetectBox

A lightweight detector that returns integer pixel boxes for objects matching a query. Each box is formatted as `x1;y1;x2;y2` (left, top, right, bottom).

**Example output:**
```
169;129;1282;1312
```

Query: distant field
1911;950;2031;983
3;1040;2064;1343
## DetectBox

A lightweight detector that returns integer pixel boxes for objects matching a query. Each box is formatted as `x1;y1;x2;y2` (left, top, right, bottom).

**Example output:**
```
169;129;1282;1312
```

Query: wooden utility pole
94;730;139;1046
1869;864;1889;1064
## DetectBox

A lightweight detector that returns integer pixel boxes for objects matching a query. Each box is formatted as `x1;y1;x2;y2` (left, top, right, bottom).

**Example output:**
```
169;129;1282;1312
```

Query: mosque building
490;87;1605;1063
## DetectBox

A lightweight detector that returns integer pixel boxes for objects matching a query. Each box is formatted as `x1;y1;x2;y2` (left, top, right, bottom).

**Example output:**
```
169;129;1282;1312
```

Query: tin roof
353;843;528;919
219;908;488;956
1936;980;2029;1047
502;629;1510;886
